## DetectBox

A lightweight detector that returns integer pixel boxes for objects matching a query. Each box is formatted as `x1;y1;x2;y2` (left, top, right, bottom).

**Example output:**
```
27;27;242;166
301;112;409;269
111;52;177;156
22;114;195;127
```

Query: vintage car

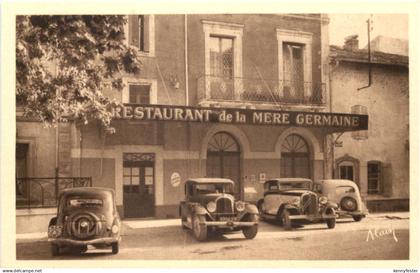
179;178;259;241
48;187;121;256
257;178;337;230
313;179;368;221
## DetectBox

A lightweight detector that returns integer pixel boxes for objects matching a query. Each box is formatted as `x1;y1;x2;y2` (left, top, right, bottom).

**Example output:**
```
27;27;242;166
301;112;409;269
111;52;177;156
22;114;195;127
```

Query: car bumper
48;237;120;246
203;221;257;228
337;210;368;217
289;214;337;220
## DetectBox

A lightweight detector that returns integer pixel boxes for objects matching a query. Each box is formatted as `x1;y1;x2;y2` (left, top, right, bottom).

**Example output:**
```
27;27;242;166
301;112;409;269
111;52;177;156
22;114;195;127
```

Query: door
206;132;241;198
280;134;310;178
123;153;155;218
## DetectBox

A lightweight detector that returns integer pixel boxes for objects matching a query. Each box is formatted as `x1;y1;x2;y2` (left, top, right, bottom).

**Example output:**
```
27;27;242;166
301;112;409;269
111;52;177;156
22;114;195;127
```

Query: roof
187;178;234;184
318;179;357;187
60;187;115;196
266;178;313;183
330;45;408;67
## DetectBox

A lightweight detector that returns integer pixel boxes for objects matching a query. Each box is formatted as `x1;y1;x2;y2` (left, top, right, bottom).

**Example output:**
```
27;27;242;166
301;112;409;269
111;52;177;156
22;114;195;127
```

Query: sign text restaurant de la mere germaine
112;104;368;131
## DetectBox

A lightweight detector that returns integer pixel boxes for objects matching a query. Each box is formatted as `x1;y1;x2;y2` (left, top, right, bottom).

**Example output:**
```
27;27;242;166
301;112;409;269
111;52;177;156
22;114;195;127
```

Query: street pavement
16;212;409;260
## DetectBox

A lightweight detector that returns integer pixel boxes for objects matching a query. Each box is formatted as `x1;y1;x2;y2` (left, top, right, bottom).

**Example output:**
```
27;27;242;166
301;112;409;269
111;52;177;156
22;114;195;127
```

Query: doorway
123;153;155;218
280;134;310;178
206;132;241;198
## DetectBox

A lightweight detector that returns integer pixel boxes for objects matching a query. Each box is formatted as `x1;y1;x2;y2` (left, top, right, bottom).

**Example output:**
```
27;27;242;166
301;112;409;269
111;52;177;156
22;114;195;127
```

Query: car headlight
291;198;300;206
235;201;245;212
319;196;328;205
111;224;119;234
207;201;216;213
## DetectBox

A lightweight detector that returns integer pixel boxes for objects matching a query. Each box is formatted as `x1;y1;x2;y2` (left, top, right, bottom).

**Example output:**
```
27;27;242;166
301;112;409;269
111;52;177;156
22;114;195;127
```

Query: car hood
278;190;313;196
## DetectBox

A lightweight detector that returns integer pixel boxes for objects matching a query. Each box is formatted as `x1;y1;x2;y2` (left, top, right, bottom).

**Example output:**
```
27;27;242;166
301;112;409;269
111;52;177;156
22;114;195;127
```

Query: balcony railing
16;177;92;209
197;76;326;106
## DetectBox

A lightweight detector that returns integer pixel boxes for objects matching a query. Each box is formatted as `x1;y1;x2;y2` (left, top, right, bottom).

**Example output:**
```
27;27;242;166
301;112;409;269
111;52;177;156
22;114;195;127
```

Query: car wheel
326;209;336;229
192;215;207;241
353;215;364;222
281;210;292;230
242;214;258;239
111;242;119;254
51;244;60;256
340;197;357;212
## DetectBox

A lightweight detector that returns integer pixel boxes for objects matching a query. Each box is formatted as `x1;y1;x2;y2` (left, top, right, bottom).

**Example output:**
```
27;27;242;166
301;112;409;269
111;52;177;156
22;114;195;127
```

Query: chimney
343;35;359;51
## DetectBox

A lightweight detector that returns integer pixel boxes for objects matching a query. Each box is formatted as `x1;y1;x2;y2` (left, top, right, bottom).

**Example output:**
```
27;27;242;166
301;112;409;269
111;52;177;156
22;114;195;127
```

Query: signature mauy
366;227;398;242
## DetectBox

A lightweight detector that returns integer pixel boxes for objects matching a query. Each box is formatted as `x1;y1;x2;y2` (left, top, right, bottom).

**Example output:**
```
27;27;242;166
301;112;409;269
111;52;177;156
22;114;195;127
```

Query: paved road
16;213;409;260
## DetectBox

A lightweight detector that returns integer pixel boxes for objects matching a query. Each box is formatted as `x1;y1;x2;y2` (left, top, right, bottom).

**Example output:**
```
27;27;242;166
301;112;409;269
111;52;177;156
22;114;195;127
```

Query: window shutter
143;15;150;52
129;15;140;48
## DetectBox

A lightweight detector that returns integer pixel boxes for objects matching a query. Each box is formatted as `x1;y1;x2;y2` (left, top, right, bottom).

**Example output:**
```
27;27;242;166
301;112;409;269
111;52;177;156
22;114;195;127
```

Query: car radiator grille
216;197;234;214
301;193;318;215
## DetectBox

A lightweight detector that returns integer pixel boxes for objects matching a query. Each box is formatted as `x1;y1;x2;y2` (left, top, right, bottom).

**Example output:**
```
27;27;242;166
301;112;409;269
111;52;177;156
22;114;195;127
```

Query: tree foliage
16;15;141;127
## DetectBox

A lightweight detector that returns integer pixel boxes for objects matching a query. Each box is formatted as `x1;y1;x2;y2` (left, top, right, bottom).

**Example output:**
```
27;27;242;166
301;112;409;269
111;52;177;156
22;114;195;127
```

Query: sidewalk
15;211;410;241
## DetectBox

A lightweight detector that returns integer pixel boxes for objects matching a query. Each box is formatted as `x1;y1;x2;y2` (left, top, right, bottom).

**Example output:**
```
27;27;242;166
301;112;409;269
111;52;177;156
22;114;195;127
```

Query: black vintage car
179;178;259;241
258;178;338;230
47;187;121;256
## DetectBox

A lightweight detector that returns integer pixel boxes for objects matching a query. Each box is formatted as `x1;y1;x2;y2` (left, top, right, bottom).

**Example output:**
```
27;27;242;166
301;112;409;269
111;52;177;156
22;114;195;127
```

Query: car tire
192;215;207;241
242;214;258;239
51;244;60;256
352;215;364;222
326;209;336;229
281;210;292;230
340;197;357;212
111;242;119;254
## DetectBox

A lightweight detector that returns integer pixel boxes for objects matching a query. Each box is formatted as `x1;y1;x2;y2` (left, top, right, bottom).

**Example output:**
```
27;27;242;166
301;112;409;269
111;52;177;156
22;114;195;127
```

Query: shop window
368;161;382;194
129;84;151;104
280;134;310;178
339;161;354;181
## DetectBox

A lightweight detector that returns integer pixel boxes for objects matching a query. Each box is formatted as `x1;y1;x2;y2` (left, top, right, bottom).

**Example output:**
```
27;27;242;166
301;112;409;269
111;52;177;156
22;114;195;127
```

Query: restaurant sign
112;104;368;131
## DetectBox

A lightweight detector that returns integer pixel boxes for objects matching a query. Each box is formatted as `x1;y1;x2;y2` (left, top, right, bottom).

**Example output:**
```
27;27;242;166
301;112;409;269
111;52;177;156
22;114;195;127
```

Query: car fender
192;204;208;216
326;201;338;209
244;203;259;214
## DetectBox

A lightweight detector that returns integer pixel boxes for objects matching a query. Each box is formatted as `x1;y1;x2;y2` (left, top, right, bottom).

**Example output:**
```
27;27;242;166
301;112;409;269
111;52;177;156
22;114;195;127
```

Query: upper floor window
128;15;155;55
277;29;313;102
129;84;151;104
209;36;234;79
368;161;382;194
339;161;354;181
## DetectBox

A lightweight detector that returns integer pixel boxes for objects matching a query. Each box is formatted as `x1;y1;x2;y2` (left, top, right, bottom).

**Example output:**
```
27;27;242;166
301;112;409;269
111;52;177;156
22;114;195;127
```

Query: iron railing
197;75;326;105
16;177;92;209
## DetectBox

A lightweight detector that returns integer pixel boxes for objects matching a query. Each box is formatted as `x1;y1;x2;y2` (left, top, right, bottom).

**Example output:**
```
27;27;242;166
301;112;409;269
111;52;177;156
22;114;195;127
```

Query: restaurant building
16;14;368;229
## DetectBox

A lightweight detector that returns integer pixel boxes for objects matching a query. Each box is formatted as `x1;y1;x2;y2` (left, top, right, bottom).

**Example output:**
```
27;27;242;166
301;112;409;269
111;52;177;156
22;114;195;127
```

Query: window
209;36;234;78
368;161;382;194
129;15;149;52
339;161;354;181
16;143;29;178
129;84;150;104
277;29;312;101
202;21;243;101
283;42;305;100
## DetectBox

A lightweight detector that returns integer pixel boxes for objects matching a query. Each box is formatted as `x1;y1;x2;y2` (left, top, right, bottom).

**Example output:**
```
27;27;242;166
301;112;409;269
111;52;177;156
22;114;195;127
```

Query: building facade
330;37;409;211
17;14;372;231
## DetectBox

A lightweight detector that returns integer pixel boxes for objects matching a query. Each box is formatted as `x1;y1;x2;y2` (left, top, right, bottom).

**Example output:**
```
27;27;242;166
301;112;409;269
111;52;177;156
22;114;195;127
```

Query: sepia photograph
1;0;419;270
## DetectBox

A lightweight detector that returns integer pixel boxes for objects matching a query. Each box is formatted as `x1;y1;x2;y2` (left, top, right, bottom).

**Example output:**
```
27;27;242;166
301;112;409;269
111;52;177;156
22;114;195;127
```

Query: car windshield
195;183;233;194
67;198;103;208
278;181;311;190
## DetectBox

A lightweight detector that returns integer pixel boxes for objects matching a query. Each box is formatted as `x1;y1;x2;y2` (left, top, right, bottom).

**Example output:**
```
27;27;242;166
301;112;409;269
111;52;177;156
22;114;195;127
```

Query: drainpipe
184;14;189;106
357;18;372;91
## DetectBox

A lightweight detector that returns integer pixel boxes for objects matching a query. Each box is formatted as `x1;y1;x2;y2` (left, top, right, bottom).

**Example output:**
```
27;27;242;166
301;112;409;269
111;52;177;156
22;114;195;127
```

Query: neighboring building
367;35;408;56
16;14;371;232
330;36;409;212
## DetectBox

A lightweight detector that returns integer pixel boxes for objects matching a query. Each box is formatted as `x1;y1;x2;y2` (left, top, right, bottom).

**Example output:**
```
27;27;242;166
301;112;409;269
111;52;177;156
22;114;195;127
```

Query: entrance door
206;132;241;198
280;134;310;178
123;153;155;218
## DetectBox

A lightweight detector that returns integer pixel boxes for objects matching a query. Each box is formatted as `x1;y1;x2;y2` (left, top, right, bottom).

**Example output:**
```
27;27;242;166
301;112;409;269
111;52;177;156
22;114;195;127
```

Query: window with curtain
128;15;150;52
283;42;304;101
